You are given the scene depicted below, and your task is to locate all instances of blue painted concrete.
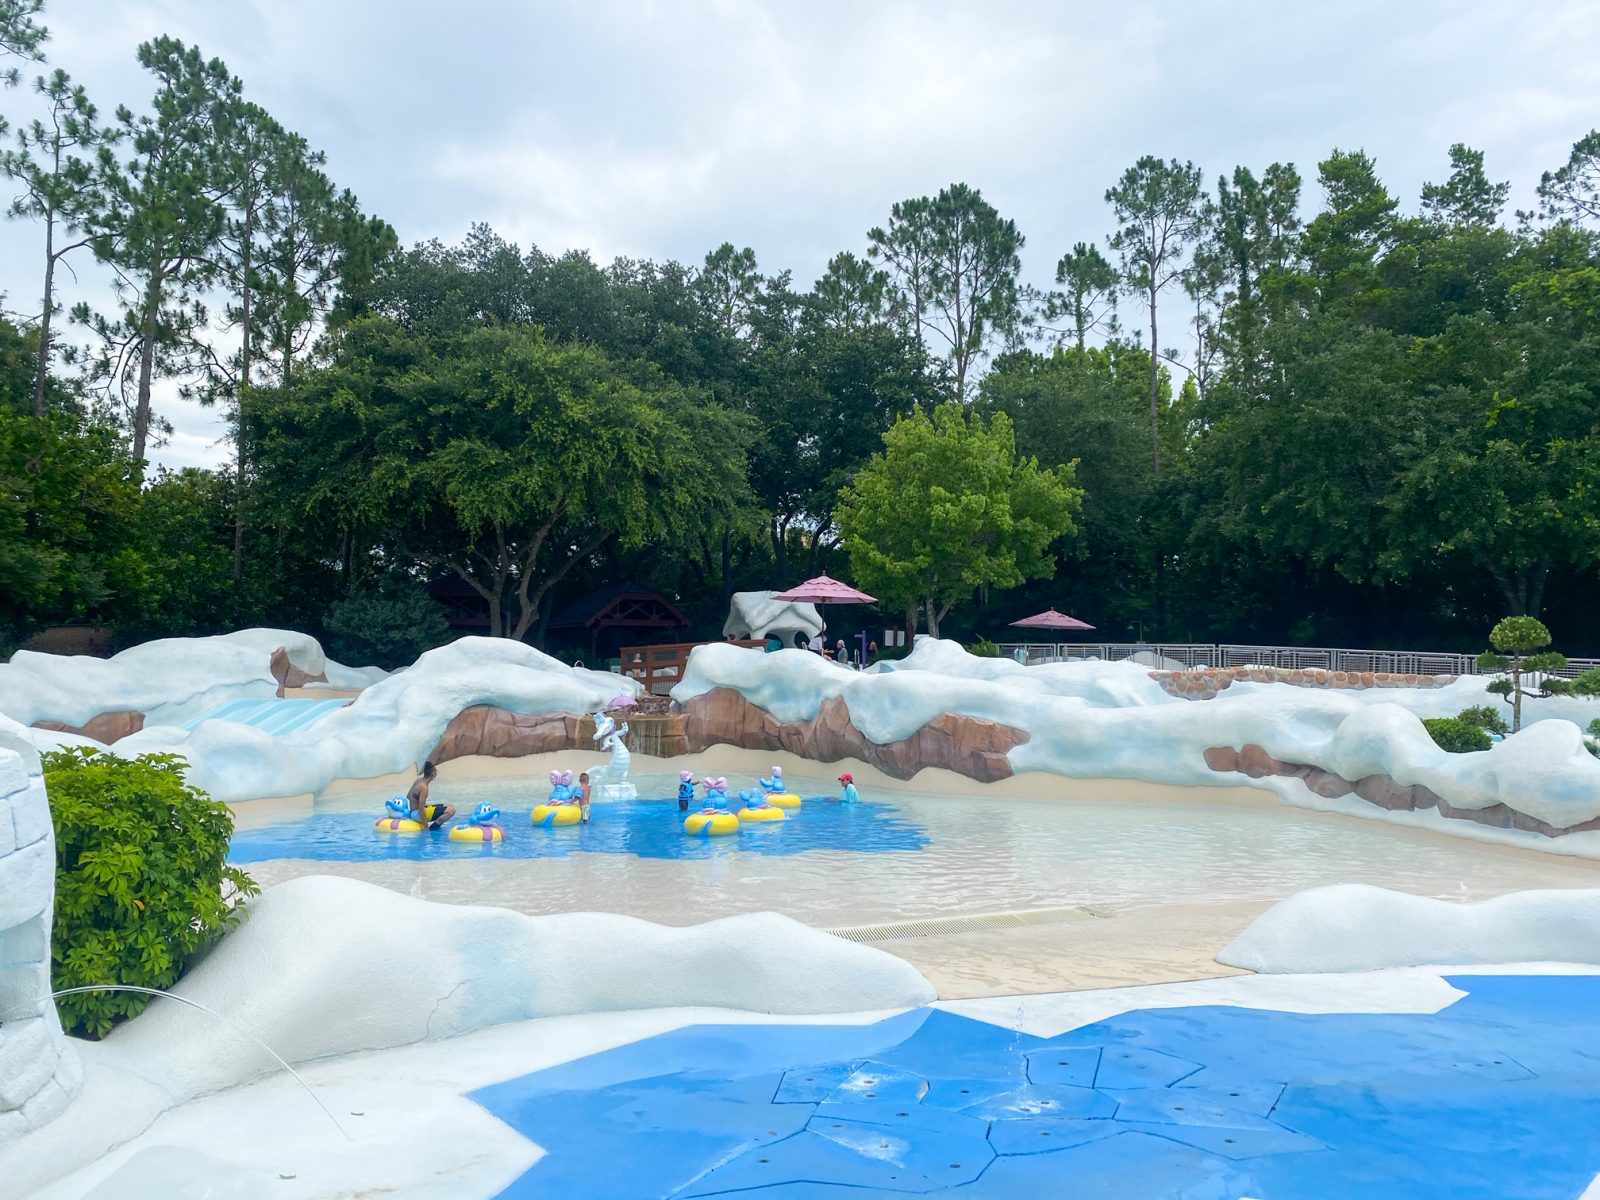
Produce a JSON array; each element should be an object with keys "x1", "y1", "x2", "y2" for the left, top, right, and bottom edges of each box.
[
  {"x1": 469, "y1": 976, "x2": 1600, "y2": 1199},
  {"x1": 228, "y1": 795, "x2": 929, "y2": 864},
  {"x1": 184, "y1": 697, "x2": 351, "y2": 734}
]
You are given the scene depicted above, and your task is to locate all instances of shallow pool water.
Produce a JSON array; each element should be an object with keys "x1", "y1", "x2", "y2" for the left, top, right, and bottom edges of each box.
[
  {"x1": 233, "y1": 771, "x2": 1600, "y2": 929},
  {"x1": 229, "y1": 792, "x2": 928, "y2": 863}
]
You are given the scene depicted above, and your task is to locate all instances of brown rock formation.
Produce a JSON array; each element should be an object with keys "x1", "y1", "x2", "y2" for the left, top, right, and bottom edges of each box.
[
  {"x1": 32, "y1": 711, "x2": 145, "y2": 744},
  {"x1": 677, "y1": 687, "x2": 1027, "y2": 782},
  {"x1": 429, "y1": 706, "x2": 582, "y2": 764},
  {"x1": 270, "y1": 646, "x2": 328, "y2": 697},
  {"x1": 1205, "y1": 742, "x2": 1600, "y2": 838}
]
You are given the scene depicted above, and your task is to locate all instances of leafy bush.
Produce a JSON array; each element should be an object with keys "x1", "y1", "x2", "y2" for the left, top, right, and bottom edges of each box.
[
  {"x1": 967, "y1": 636, "x2": 1002, "y2": 658},
  {"x1": 1422, "y1": 717, "x2": 1493, "y2": 754},
  {"x1": 323, "y1": 579, "x2": 450, "y2": 669},
  {"x1": 1590, "y1": 718, "x2": 1600, "y2": 739},
  {"x1": 43, "y1": 748, "x2": 258, "y2": 1038},
  {"x1": 1455, "y1": 705, "x2": 1509, "y2": 736}
]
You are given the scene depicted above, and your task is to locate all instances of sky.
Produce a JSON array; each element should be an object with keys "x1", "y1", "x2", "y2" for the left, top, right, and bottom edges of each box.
[{"x1": 2, "y1": 0, "x2": 1597, "y2": 471}]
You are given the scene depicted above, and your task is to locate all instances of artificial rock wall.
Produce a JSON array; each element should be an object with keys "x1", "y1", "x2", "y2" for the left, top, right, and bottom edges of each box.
[{"x1": 0, "y1": 736, "x2": 80, "y2": 1146}]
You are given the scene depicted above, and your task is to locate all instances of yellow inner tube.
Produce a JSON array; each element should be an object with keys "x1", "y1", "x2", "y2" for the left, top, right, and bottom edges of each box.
[
  {"x1": 374, "y1": 816, "x2": 426, "y2": 833},
  {"x1": 739, "y1": 804, "x2": 786, "y2": 822},
  {"x1": 684, "y1": 810, "x2": 739, "y2": 836},
  {"x1": 449, "y1": 823, "x2": 504, "y2": 843},
  {"x1": 766, "y1": 792, "x2": 803, "y2": 809},
  {"x1": 531, "y1": 803, "x2": 583, "y2": 827}
]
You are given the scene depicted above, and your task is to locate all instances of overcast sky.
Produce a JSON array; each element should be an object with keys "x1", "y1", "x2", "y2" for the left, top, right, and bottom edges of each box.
[{"x1": 3, "y1": 0, "x2": 1596, "y2": 471}]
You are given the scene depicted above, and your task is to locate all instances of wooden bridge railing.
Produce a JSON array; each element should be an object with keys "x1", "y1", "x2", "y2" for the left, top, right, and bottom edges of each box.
[{"x1": 619, "y1": 639, "x2": 763, "y2": 694}]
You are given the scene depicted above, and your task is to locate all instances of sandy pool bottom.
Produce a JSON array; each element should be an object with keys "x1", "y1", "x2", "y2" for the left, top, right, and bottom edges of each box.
[{"x1": 238, "y1": 758, "x2": 1600, "y2": 999}]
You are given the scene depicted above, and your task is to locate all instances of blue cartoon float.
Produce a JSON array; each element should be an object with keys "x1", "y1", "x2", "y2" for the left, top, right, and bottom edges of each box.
[{"x1": 450, "y1": 801, "x2": 505, "y2": 843}]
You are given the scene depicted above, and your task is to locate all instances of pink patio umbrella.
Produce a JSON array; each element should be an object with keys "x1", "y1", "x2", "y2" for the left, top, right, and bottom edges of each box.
[
  {"x1": 770, "y1": 574, "x2": 878, "y2": 662},
  {"x1": 1009, "y1": 608, "x2": 1095, "y2": 632},
  {"x1": 770, "y1": 574, "x2": 878, "y2": 605},
  {"x1": 1009, "y1": 608, "x2": 1095, "y2": 660}
]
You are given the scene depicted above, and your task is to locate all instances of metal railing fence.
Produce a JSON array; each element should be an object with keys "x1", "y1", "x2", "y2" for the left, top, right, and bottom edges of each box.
[{"x1": 996, "y1": 641, "x2": 1600, "y2": 680}]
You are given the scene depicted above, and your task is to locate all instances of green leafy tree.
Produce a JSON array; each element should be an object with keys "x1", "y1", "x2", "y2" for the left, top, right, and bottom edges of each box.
[
  {"x1": 696, "y1": 242, "x2": 764, "y2": 338},
  {"x1": 1538, "y1": 130, "x2": 1600, "y2": 225},
  {"x1": 1421, "y1": 143, "x2": 1509, "y2": 228},
  {"x1": 978, "y1": 344, "x2": 1159, "y2": 627},
  {"x1": 2, "y1": 68, "x2": 117, "y2": 415},
  {"x1": 44, "y1": 747, "x2": 257, "y2": 1038},
  {"x1": 839, "y1": 403, "x2": 1082, "y2": 638},
  {"x1": 1299, "y1": 149, "x2": 1398, "y2": 314},
  {"x1": 811, "y1": 251, "x2": 893, "y2": 330},
  {"x1": 252, "y1": 318, "x2": 753, "y2": 640},
  {"x1": 1036, "y1": 242, "x2": 1120, "y2": 350},
  {"x1": 323, "y1": 577, "x2": 449, "y2": 668},
  {"x1": 870, "y1": 182, "x2": 1024, "y2": 399},
  {"x1": 75, "y1": 37, "x2": 234, "y2": 467},
  {"x1": 0, "y1": 0, "x2": 46, "y2": 93},
  {"x1": 1477, "y1": 615, "x2": 1567, "y2": 733},
  {"x1": 0, "y1": 317, "x2": 146, "y2": 633},
  {"x1": 1105, "y1": 156, "x2": 1206, "y2": 474}
]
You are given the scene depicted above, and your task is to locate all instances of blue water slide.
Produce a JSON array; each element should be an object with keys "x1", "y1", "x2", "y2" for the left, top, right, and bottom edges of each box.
[{"x1": 184, "y1": 697, "x2": 350, "y2": 735}]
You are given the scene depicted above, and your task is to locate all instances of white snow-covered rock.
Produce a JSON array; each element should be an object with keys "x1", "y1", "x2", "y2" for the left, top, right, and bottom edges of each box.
[
  {"x1": 723, "y1": 590, "x2": 823, "y2": 643},
  {"x1": 1218, "y1": 884, "x2": 1600, "y2": 973},
  {"x1": 56, "y1": 637, "x2": 639, "y2": 803},
  {"x1": 675, "y1": 638, "x2": 1600, "y2": 837},
  {"x1": 0, "y1": 628, "x2": 386, "y2": 731},
  {"x1": 101, "y1": 875, "x2": 934, "y2": 1102}
]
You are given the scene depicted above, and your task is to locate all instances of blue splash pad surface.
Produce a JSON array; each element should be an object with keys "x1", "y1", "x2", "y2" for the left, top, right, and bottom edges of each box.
[
  {"x1": 228, "y1": 796, "x2": 929, "y2": 864},
  {"x1": 470, "y1": 975, "x2": 1600, "y2": 1199}
]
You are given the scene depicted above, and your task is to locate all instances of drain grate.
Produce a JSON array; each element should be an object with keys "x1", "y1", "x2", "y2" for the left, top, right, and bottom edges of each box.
[{"x1": 828, "y1": 906, "x2": 1101, "y2": 945}]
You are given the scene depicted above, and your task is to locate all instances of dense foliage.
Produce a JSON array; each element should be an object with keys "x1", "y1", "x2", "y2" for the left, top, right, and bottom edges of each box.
[
  {"x1": 42, "y1": 747, "x2": 257, "y2": 1038},
  {"x1": 1422, "y1": 717, "x2": 1494, "y2": 754},
  {"x1": 3, "y1": 0, "x2": 1599, "y2": 658}
]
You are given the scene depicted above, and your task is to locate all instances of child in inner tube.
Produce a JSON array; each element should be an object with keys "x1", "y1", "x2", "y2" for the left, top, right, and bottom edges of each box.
[{"x1": 408, "y1": 761, "x2": 455, "y2": 829}]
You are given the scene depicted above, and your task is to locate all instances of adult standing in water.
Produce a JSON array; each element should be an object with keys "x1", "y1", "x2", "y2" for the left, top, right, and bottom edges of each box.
[{"x1": 407, "y1": 761, "x2": 455, "y2": 829}]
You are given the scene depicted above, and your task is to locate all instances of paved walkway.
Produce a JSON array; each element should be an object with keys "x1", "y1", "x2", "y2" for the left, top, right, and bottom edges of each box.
[{"x1": 473, "y1": 975, "x2": 1600, "y2": 1199}]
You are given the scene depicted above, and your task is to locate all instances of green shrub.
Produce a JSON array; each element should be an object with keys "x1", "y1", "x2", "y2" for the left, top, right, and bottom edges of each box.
[
  {"x1": 323, "y1": 579, "x2": 450, "y2": 669},
  {"x1": 1589, "y1": 718, "x2": 1600, "y2": 739},
  {"x1": 43, "y1": 748, "x2": 258, "y2": 1038},
  {"x1": 1422, "y1": 716, "x2": 1493, "y2": 754},
  {"x1": 1456, "y1": 705, "x2": 1509, "y2": 736},
  {"x1": 967, "y1": 636, "x2": 1001, "y2": 658}
]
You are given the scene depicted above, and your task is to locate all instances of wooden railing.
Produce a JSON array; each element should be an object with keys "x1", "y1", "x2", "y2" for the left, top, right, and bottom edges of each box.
[{"x1": 619, "y1": 639, "x2": 763, "y2": 694}]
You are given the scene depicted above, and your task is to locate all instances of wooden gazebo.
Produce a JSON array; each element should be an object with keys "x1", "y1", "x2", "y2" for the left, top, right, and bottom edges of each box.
[{"x1": 547, "y1": 584, "x2": 692, "y2": 661}]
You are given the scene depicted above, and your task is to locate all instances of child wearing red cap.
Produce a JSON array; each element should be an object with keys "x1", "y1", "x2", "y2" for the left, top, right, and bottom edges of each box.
[{"x1": 837, "y1": 772, "x2": 860, "y2": 804}]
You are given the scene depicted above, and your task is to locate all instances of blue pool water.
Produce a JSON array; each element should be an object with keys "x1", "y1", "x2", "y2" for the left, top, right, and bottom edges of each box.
[
  {"x1": 471, "y1": 975, "x2": 1600, "y2": 1199},
  {"x1": 228, "y1": 795, "x2": 930, "y2": 865}
]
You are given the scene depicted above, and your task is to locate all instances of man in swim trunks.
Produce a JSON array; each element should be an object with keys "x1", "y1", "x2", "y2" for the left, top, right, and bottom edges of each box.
[{"x1": 408, "y1": 761, "x2": 455, "y2": 829}]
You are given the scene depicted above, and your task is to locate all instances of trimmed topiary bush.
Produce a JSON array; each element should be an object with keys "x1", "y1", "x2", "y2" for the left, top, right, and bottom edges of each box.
[
  {"x1": 1422, "y1": 717, "x2": 1493, "y2": 754},
  {"x1": 43, "y1": 748, "x2": 258, "y2": 1038},
  {"x1": 1456, "y1": 705, "x2": 1509, "y2": 736}
]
